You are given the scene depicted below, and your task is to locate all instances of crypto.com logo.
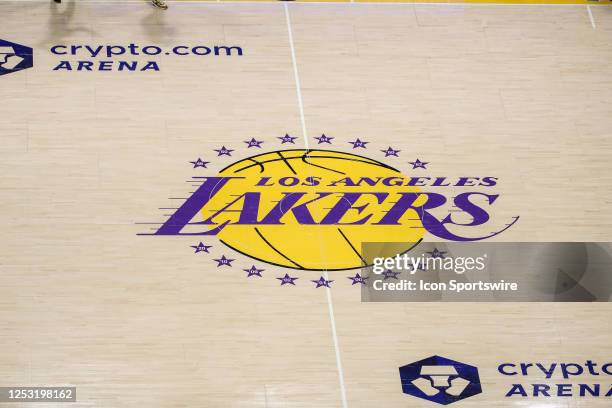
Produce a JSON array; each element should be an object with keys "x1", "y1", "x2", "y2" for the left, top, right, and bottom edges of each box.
[
  {"x1": 0, "y1": 39, "x2": 33, "y2": 76},
  {"x1": 399, "y1": 356, "x2": 482, "y2": 405}
]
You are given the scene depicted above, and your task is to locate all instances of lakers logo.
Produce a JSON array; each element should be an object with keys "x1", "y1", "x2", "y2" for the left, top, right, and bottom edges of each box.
[{"x1": 146, "y1": 147, "x2": 518, "y2": 271}]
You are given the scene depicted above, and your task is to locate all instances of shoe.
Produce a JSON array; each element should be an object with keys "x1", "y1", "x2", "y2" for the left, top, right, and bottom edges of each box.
[
  {"x1": 151, "y1": 0, "x2": 168, "y2": 9},
  {"x1": 54, "y1": 0, "x2": 61, "y2": 3}
]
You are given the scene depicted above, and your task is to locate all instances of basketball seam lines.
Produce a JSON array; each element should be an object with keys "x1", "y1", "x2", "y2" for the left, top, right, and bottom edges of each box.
[
  {"x1": 230, "y1": 155, "x2": 399, "y2": 174},
  {"x1": 301, "y1": 155, "x2": 347, "y2": 175},
  {"x1": 247, "y1": 158, "x2": 265, "y2": 172},
  {"x1": 218, "y1": 148, "x2": 395, "y2": 173},
  {"x1": 254, "y1": 227, "x2": 304, "y2": 268},
  {"x1": 336, "y1": 228, "x2": 368, "y2": 266},
  {"x1": 276, "y1": 151, "x2": 298, "y2": 174}
]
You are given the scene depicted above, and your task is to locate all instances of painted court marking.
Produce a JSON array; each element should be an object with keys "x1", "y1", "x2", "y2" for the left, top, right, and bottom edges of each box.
[
  {"x1": 587, "y1": 5, "x2": 596, "y2": 28},
  {"x1": 285, "y1": 4, "x2": 308, "y2": 150},
  {"x1": 284, "y1": 4, "x2": 349, "y2": 408}
]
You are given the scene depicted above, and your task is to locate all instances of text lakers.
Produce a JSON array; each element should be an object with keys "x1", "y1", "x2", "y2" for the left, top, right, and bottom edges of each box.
[{"x1": 155, "y1": 174, "x2": 518, "y2": 241}]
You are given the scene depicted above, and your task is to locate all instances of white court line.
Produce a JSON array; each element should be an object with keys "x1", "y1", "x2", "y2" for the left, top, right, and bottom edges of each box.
[
  {"x1": 284, "y1": 4, "x2": 349, "y2": 408},
  {"x1": 322, "y1": 269, "x2": 349, "y2": 408},
  {"x1": 587, "y1": 5, "x2": 596, "y2": 29},
  {"x1": 284, "y1": 3, "x2": 308, "y2": 148}
]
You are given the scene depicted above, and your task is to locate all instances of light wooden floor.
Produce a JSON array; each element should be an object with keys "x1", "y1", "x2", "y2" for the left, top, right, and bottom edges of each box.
[{"x1": 1, "y1": 1, "x2": 611, "y2": 407}]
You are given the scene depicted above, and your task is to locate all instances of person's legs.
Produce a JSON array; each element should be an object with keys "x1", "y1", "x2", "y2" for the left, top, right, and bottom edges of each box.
[{"x1": 151, "y1": 0, "x2": 168, "y2": 9}]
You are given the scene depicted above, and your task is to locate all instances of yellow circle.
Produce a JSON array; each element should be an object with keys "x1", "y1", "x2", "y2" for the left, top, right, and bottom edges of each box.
[{"x1": 202, "y1": 149, "x2": 425, "y2": 270}]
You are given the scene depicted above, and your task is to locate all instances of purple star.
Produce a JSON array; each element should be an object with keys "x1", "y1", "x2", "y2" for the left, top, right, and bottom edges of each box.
[
  {"x1": 213, "y1": 255, "x2": 235, "y2": 267},
  {"x1": 348, "y1": 273, "x2": 369, "y2": 285},
  {"x1": 349, "y1": 138, "x2": 368, "y2": 149},
  {"x1": 278, "y1": 134, "x2": 298, "y2": 144},
  {"x1": 190, "y1": 158, "x2": 210, "y2": 168},
  {"x1": 381, "y1": 147, "x2": 400, "y2": 157},
  {"x1": 382, "y1": 269, "x2": 401, "y2": 280},
  {"x1": 214, "y1": 146, "x2": 234, "y2": 156},
  {"x1": 427, "y1": 248, "x2": 447, "y2": 259},
  {"x1": 314, "y1": 134, "x2": 334, "y2": 144},
  {"x1": 191, "y1": 242, "x2": 212, "y2": 253},
  {"x1": 243, "y1": 265, "x2": 264, "y2": 277},
  {"x1": 311, "y1": 276, "x2": 334, "y2": 288},
  {"x1": 277, "y1": 273, "x2": 298, "y2": 286},
  {"x1": 244, "y1": 138, "x2": 263, "y2": 148},
  {"x1": 409, "y1": 159, "x2": 429, "y2": 169}
]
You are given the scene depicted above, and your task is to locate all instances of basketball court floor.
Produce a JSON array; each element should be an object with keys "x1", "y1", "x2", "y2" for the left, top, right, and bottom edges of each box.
[{"x1": 1, "y1": 0, "x2": 611, "y2": 407}]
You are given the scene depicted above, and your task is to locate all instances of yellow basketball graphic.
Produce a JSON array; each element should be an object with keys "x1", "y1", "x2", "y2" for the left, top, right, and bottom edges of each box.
[{"x1": 201, "y1": 149, "x2": 426, "y2": 270}]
